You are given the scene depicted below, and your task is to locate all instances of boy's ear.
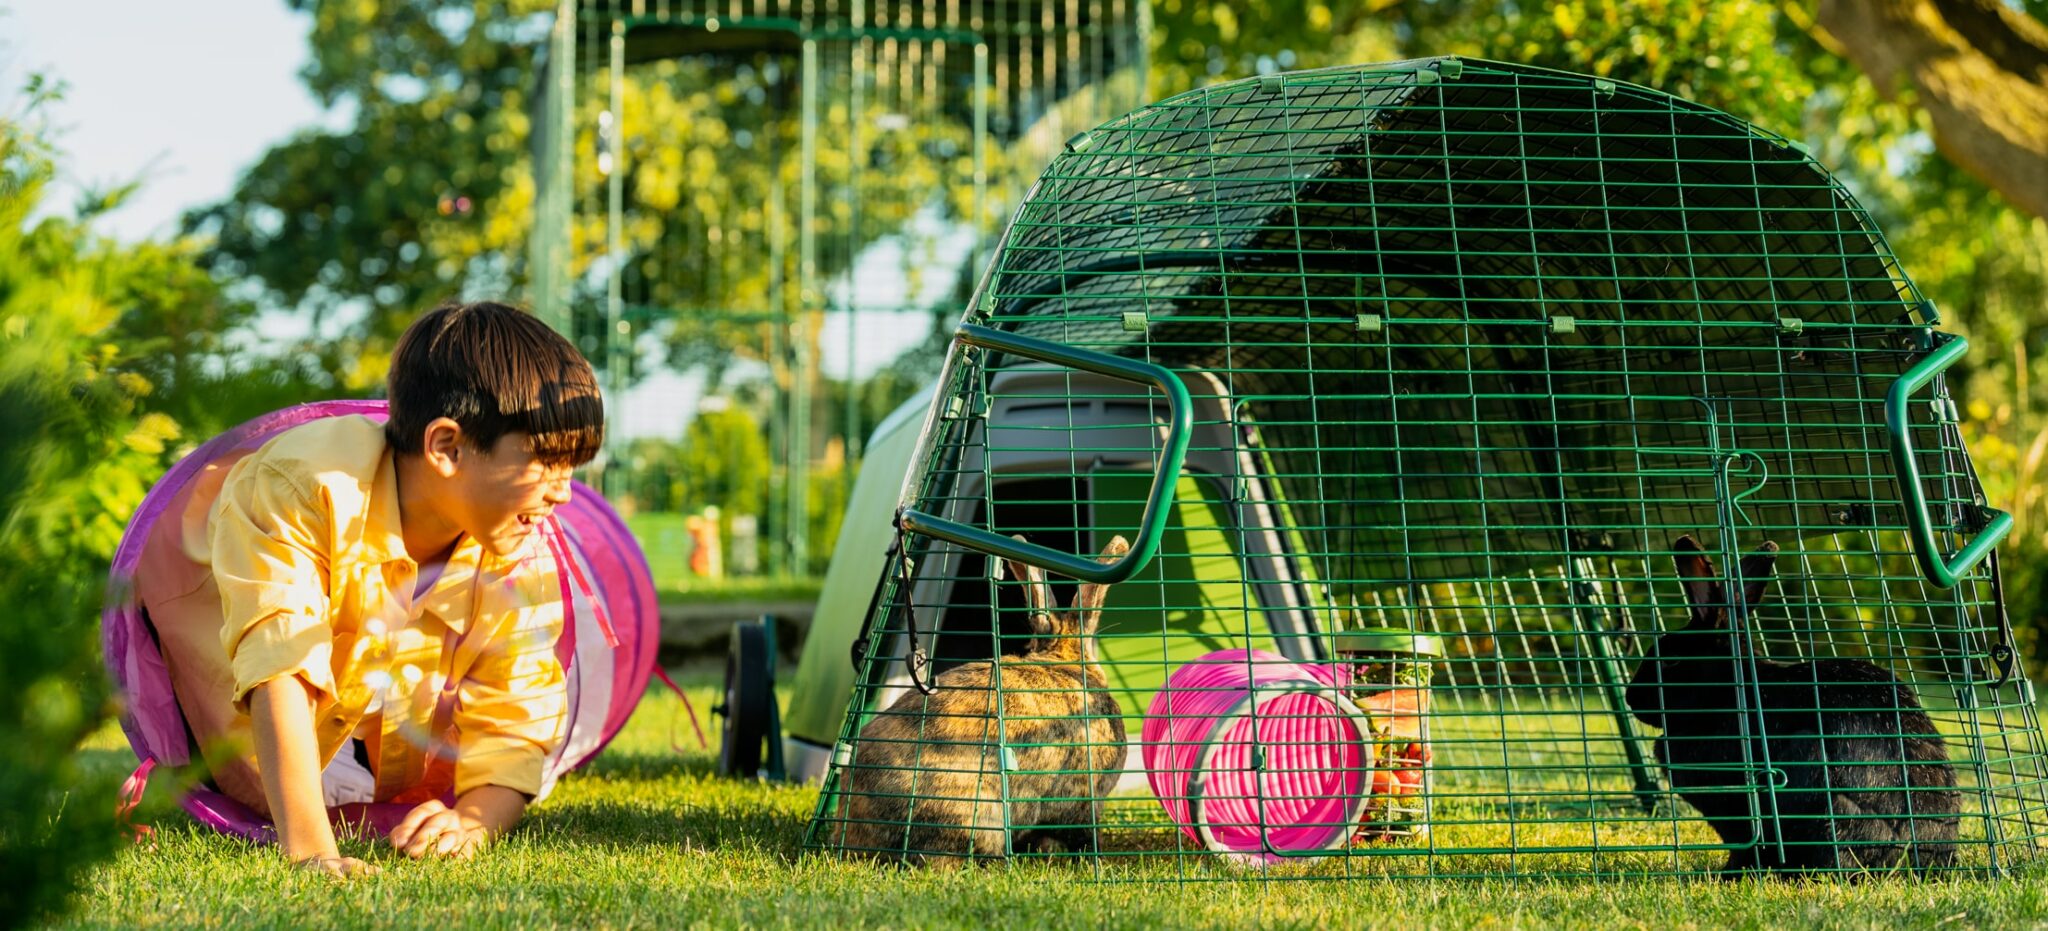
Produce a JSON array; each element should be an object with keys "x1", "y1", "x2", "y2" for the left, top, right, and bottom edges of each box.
[{"x1": 421, "y1": 417, "x2": 466, "y2": 477}]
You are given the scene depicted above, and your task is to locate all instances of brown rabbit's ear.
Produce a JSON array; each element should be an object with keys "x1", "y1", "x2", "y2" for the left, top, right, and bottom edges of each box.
[
  {"x1": 1072, "y1": 535, "x2": 1131, "y2": 635},
  {"x1": 1671, "y1": 535, "x2": 1723, "y2": 625},
  {"x1": 1004, "y1": 536, "x2": 1054, "y2": 631},
  {"x1": 1734, "y1": 541, "x2": 1779, "y2": 616}
]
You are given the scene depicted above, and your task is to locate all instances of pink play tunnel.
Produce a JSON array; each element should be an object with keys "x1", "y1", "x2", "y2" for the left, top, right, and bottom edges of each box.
[{"x1": 1142, "y1": 649, "x2": 1372, "y2": 866}]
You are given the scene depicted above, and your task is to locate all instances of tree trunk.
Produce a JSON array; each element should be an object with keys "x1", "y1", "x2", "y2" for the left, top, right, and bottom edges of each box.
[{"x1": 1817, "y1": 0, "x2": 2048, "y2": 220}]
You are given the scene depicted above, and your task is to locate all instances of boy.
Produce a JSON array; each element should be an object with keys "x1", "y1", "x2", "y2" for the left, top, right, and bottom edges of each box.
[{"x1": 140, "y1": 301, "x2": 602, "y2": 876}]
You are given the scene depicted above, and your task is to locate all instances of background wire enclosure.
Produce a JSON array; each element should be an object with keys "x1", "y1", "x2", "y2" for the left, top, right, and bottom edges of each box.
[{"x1": 803, "y1": 57, "x2": 2048, "y2": 879}]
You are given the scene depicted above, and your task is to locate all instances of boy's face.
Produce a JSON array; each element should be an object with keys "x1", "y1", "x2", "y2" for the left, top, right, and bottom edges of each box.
[{"x1": 451, "y1": 431, "x2": 576, "y2": 558}]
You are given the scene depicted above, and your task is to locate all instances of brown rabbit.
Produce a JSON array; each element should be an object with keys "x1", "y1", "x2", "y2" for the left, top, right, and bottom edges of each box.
[{"x1": 831, "y1": 536, "x2": 1130, "y2": 867}]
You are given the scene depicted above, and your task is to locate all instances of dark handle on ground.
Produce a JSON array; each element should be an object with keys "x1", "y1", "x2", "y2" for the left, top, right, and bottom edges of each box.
[
  {"x1": 897, "y1": 323, "x2": 1193, "y2": 584},
  {"x1": 1887, "y1": 334, "x2": 2013, "y2": 589}
]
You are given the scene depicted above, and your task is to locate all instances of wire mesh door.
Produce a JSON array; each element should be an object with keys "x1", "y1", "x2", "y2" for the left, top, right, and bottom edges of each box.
[{"x1": 804, "y1": 57, "x2": 2048, "y2": 879}]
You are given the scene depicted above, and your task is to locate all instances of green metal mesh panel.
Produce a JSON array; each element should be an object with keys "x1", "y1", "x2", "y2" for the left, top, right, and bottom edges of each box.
[
  {"x1": 550, "y1": 0, "x2": 1148, "y2": 563},
  {"x1": 803, "y1": 57, "x2": 2048, "y2": 880}
]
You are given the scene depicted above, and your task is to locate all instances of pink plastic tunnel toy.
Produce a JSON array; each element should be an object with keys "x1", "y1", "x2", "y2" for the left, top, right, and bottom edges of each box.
[{"x1": 1142, "y1": 649, "x2": 1374, "y2": 866}]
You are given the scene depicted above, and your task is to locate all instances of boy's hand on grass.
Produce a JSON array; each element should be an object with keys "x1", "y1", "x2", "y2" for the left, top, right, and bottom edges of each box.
[
  {"x1": 389, "y1": 800, "x2": 490, "y2": 859},
  {"x1": 390, "y1": 787, "x2": 526, "y2": 859}
]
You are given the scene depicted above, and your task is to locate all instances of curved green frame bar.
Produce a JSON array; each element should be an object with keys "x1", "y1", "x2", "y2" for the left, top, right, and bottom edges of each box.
[
  {"x1": 897, "y1": 323, "x2": 1194, "y2": 584},
  {"x1": 1886, "y1": 334, "x2": 2014, "y2": 589}
]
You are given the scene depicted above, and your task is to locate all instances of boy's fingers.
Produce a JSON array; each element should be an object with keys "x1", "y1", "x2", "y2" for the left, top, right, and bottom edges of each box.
[
  {"x1": 338, "y1": 857, "x2": 382, "y2": 878},
  {"x1": 389, "y1": 800, "x2": 449, "y2": 848},
  {"x1": 403, "y1": 814, "x2": 452, "y2": 858},
  {"x1": 299, "y1": 856, "x2": 380, "y2": 879},
  {"x1": 404, "y1": 811, "x2": 471, "y2": 859}
]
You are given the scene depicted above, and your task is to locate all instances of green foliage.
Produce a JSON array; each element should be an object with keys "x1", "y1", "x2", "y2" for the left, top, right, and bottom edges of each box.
[
  {"x1": 0, "y1": 381, "x2": 123, "y2": 930},
  {"x1": 812, "y1": 366, "x2": 930, "y2": 453},
  {"x1": 192, "y1": 2, "x2": 991, "y2": 399},
  {"x1": 1419, "y1": 0, "x2": 1813, "y2": 131},
  {"x1": 637, "y1": 400, "x2": 776, "y2": 571},
  {"x1": 1146, "y1": 0, "x2": 1400, "y2": 98},
  {"x1": 675, "y1": 402, "x2": 771, "y2": 525},
  {"x1": 618, "y1": 436, "x2": 685, "y2": 514},
  {"x1": 0, "y1": 72, "x2": 336, "y2": 923},
  {"x1": 0, "y1": 79, "x2": 163, "y2": 928},
  {"x1": 601, "y1": 52, "x2": 984, "y2": 379}
]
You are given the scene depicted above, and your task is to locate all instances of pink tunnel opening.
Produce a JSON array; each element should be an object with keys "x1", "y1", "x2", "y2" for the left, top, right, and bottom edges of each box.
[{"x1": 1141, "y1": 649, "x2": 1370, "y2": 866}]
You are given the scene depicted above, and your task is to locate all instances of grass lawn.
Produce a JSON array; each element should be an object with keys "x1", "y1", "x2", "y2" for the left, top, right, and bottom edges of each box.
[{"x1": 51, "y1": 669, "x2": 2048, "y2": 930}]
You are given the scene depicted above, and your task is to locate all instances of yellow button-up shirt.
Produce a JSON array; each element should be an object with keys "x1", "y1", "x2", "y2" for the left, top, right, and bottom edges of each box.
[{"x1": 201, "y1": 415, "x2": 566, "y2": 801}]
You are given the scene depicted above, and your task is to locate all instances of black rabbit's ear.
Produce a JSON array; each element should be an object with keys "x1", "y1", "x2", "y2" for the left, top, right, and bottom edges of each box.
[
  {"x1": 1671, "y1": 535, "x2": 1722, "y2": 622},
  {"x1": 1735, "y1": 541, "x2": 1779, "y2": 615}
]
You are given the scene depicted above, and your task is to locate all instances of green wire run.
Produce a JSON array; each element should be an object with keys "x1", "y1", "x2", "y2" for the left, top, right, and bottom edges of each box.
[{"x1": 790, "y1": 56, "x2": 2048, "y2": 881}]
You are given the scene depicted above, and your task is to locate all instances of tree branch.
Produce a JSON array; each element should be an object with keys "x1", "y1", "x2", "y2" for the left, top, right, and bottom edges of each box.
[
  {"x1": 1818, "y1": 0, "x2": 2048, "y2": 220},
  {"x1": 1928, "y1": 0, "x2": 2048, "y2": 83}
]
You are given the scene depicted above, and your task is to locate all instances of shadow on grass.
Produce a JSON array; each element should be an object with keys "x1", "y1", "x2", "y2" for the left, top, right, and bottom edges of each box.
[
  {"x1": 536, "y1": 749, "x2": 811, "y2": 856},
  {"x1": 573, "y1": 748, "x2": 721, "y2": 782},
  {"x1": 533, "y1": 794, "x2": 810, "y2": 858}
]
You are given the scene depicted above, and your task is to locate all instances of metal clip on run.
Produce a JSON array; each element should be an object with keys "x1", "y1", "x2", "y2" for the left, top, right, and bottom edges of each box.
[
  {"x1": 850, "y1": 518, "x2": 934, "y2": 695},
  {"x1": 898, "y1": 539, "x2": 936, "y2": 696}
]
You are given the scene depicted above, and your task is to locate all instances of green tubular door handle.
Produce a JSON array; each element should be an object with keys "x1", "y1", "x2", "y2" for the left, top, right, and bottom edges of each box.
[
  {"x1": 897, "y1": 323, "x2": 1193, "y2": 584},
  {"x1": 1886, "y1": 334, "x2": 2014, "y2": 589}
]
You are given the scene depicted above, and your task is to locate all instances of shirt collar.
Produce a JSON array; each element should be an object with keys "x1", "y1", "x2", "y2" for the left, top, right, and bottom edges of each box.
[
  {"x1": 418, "y1": 537, "x2": 483, "y2": 634},
  {"x1": 361, "y1": 450, "x2": 411, "y2": 567}
]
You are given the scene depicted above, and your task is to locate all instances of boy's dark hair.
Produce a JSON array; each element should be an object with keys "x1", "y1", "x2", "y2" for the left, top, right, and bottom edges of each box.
[{"x1": 385, "y1": 301, "x2": 604, "y2": 468}]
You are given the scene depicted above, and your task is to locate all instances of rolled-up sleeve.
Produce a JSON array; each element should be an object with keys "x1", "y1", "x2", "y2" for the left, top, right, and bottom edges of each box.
[
  {"x1": 211, "y1": 462, "x2": 336, "y2": 712},
  {"x1": 452, "y1": 580, "x2": 567, "y2": 798}
]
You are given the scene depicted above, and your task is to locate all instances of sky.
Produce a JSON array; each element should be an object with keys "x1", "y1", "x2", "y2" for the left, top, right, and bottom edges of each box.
[
  {"x1": 0, "y1": 1, "x2": 340, "y2": 243},
  {"x1": 0, "y1": 1, "x2": 941, "y2": 441}
]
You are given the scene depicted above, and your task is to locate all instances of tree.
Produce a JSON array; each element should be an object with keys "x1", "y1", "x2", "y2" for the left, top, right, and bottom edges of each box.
[
  {"x1": 1145, "y1": 0, "x2": 1402, "y2": 98},
  {"x1": 192, "y1": 2, "x2": 993, "y2": 396},
  {"x1": 184, "y1": 0, "x2": 554, "y2": 391},
  {"x1": 1815, "y1": 0, "x2": 2048, "y2": 221}
]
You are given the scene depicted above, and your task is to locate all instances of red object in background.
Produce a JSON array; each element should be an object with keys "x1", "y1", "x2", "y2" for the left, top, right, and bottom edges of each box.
[
  {"x1": 685, "y1": 513, "x2": 722, "y2": 578},
  {"x1": 1368, "y1": 742, "x2": 1430, "y2": 798}
]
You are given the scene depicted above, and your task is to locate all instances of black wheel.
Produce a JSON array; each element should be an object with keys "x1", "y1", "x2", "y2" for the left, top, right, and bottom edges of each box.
[{"x1": 715, "y1": 619, "x2": 773, "y2": 778}]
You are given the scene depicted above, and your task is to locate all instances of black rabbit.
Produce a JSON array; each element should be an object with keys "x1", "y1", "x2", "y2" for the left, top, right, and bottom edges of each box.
[{"x1": 1625, "y1": 535, "x2": 1960, "y2": 876}]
